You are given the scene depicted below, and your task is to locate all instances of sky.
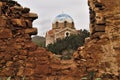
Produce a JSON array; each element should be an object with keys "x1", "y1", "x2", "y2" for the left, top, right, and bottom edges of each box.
[{"x1": 17, "y1": 0, "x2": 90, "y2": 36}]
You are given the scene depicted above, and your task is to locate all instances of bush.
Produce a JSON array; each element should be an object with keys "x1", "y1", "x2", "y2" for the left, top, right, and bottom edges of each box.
[{"x1": 47, "y1": 29, "x2": 90, "y2": 56}]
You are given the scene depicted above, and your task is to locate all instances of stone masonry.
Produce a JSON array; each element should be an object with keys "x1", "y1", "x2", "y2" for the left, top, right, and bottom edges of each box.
[
  {"x1": 0, "y1": 0, "x2": 81, "y2": 80},
  {"x1": 0, "y1": 0, "x2": 59, "y2": 80},
  {"x1": 73, "y1": 0, "x2": 120, "y2": 80}
]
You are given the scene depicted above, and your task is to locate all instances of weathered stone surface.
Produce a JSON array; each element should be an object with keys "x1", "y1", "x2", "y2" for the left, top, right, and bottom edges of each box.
[
  {"x1": 95, "y1": 25, "x2": 105, "y2": 32},
  {"x1": 73, "y1": 0, "x2": 120, "y2": 80},
  {"x1": 25, "y1": 28, "x2": 37, "y2": 35},
  {"x1": 0, "y1": 2, "x2": 3, "y2": 6},
  {"x1": 11, "y1": 19, "x2": 26, "y2": 27},
  {"x1": 89, "y1": 0, "x2": 106, "y2": 38},
  {"x1": 0, "y1": 17, "x2": 6, "y2": 27},
  {"x1": 23, "y1": 13, "x2": 38, "y2": 21},
  {"x1": 22, "y1": 7, "x2": 30, "y2": 13},
  {"x1": 0, "y1": 29, "x2": 12, "y2": 38}
]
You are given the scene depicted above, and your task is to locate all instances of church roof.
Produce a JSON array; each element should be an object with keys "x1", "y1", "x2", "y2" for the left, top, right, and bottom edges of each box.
[{"x1": 53, "y1": 13, "x2": 73, "y2": 23}]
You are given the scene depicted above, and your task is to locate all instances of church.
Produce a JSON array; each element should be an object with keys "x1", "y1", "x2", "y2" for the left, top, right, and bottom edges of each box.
[{"x1": 45, "y1": 13, "x2": 78, "y2": 46}]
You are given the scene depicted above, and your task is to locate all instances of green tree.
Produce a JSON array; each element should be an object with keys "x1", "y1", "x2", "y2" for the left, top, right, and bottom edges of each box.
[{"x1": 47, "y1": 29, "x2": 90, "y2": 55}]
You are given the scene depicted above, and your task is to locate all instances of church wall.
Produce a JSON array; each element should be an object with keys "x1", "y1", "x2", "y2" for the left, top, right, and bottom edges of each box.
[
  {"x1": 58, "y1": 23, "x2": 64, "y2": 29},
  {"x1": 52, "y1": 22, "x2": 74, "y2": 29},
  {"x1": 55, "y1": 29, "x2": 78, "y2": 41},
  {"x1": 46, "y1": 35, "x2": 54, "y2": 46},
  {"x1": 66, "y1": 23, "x2": 74, "y2": 29},
  {"x1": 52, "y1": 23, "x2": 56, "y2": 29}
]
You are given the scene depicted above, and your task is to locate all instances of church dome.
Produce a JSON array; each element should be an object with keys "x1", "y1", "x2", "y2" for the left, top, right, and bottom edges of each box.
[{"x1": 53, "y1": 13, "x2": 74, "y2": 23}]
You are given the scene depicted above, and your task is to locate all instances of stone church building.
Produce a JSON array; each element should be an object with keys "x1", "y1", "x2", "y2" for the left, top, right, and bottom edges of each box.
[{"x1": 45, "y1": 13, "x2": 78, "y2": 46}]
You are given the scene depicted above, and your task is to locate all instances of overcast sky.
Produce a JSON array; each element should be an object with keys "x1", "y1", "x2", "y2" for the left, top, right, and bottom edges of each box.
[{"x1": 17, "y1": 0, "x2": 90, "y2": 36}]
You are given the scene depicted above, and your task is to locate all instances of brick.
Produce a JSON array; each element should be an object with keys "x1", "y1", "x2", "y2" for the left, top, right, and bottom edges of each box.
[
  {"x1": 11, "y1": 19, "x2": 26, "y2": 27},
  {"x1": 0, "y1": 2, "x2": 3, "y2": 7},
  {"x1": 25, "y1": 28, "x2": 37, "y2": 35},
  {"x1": 23, "y1": 13, "x2": 38, "y2": 21},
  {"x1": 95, "y1": 25, "x2": 105, "y2": 32},
  {"x1": 0, "y1": 29, "x2": 12, "y2": 38},
  {"x1": 0, "y1": 17, "x2": 6, "y2": 27},
  {"x1": 25, "y1": 20, "x2": 32, "y2": 28}
]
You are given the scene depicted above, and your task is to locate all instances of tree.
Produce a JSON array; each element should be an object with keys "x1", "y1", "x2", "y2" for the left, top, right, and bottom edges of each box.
[{"x1": 47, "y1": 29, "x2": 90, "y2": 56}]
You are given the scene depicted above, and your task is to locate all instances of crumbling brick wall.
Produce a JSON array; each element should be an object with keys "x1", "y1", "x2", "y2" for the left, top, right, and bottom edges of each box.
[
  {"x1": 0, "y1": 1, "x2": 81, "y2": 80},
  {"x1": 74, "y1": 0, "x2": 120, "y2": 79},
  {"x1": 0, "y1": 0, "x2": 60, "y2": 80},
  {"x1": 89, "y1": 0, "x2": 106, "y2": 39}
]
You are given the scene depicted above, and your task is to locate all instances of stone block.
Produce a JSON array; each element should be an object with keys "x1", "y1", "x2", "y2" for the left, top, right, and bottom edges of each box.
[
  {"x1": 0, "y1": 2, "x2": 3, "y2": 7},
  {"x1": 0, "y1": 2, "x2": 2, "y2": 15},
  {"x1": 17, "y1": 67, "x2": 24, "y2": 76},
  {"x1": 4, "y1": 54, "x2": 13, "y2": 61},
  {"x1": 35, "y1": 64, "x2": 50, "y2": 75},
  {"x1": 0, "y1": 29, "x2": 12, "y2": 38},
  {"x1": 3, "y1": 67, "x2": 14, "y2": 76},
  {"x1": 25, "y1": 20, "x2": 32, "y2": 28},
  {"x1": 23, "y1": 13, "x2": 38, "y2": 21},
  {"x1": 0, "y1": 53, "x2": 5, "y2": 60},
  {"x1": 25, "y1": 28, "x2": 37, "y2": 35},
  {"x1": 95, "y1": 13, "x2": 105, "y2": 25},
  {"x1": 13, "y1": 43, "x2": 22, "y2": 49},
  {"x1": 89, "y1": 24, "x2": 95, "y2": 34},
  {"x1": 6, "y1": 61, "x2": 13, "y2": 67},
  {"x1": 91, "y1": 32, "x2": 105, "y2": 39},
  {"x1": 24, "y1": 42, "x2": 38, "y2": 51},
  {"x1": 28, "y1": 13, "x2": 38, "y2": 18},
  {"x1": 26, "y1": 62, "x2": 36, "y2": 68},
  {"x1": 85, "y1": 37, "x2": 91, "y2": 43},
  {"x1": 0, "y1": 17, "x2": 6, "y2": 27},
  {"x1": 22, "y1": 7, "x2": 30, "y2": 13},
  {"x1": 19, "y1": 50, "x2": 28, "y2": 56},
  {"x1": 95, "y1": 25, "x2": 105, "y2": 32},
  {"x1": 11, "y1": 19, "x2": 26, "y2": 27},
  {"x1": 0, "y1": 7, "x2": 2, "y2": 15},
  {"x1": 18, "y1": 55, "x2": 27, "y2": 60},
  {"x1": 25, "y1": 68, "x2": 34, "y2": 76},
  {"x1": 13, "y1": 5, "x2": 23, "y2": 10}
]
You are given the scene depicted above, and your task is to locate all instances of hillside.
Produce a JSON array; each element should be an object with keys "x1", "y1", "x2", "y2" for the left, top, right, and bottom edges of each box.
[{"x1": 32, "y1": 36, "x2": 45, "y2": 47}]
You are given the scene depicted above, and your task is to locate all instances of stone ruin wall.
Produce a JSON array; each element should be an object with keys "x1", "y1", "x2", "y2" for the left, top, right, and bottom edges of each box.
[
  {"x1": 0, "y1": 0, "x2": 82, "y2": 80},
  {"x1": 73, "y1": 0, "x2": 120, "y2": 79},
  {"x1": 0, "y1": 0, "x2": 60, "y2": 80},
  {"x1": 89, "y1": 0, "x2": 120, "y2": 76},
  {"x1": 89, "y1": 0, "x2": 106, "y2": 39},
  {"x1": 0, "y1": 0, "x2": 120, "y2": 80}
]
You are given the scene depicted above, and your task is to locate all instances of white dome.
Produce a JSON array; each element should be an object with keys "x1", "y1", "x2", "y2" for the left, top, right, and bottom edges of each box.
[{"x1": 53, "y1": 14, "x2": 73, "y2": 23}]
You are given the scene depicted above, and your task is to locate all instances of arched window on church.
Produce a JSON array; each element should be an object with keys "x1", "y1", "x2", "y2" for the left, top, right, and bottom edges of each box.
[
  {"x1": 65, "y1": 31, "x2": 70, "y2": 37},
  {"x1": 64, "y1": 21, "x2": 67, "y2": 27},
  {"x1": 56, "y1": 22, "x2": 58, "y2": 28},
  {"x1": 72, "y1": 22, "x2": 74, "y2": 28},
  {"x1": 66, "y1": 32, "x2": 69, "y2": 37}
]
